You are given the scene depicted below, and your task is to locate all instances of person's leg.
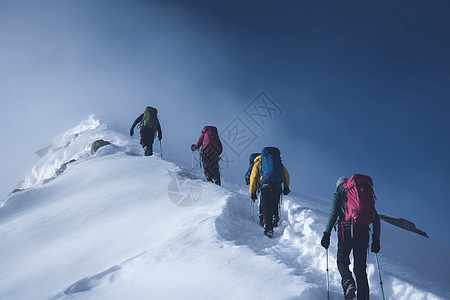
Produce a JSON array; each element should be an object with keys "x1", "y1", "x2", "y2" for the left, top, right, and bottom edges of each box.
[
  {"x1": 263, "y1": 188, "x2": 280, "y2": 233},
  {"x1": 273, "y1": 196, "x2": 280, "y2": 227},
  {"x1": 140, "y1": 127, "x2": 155, "y2": 156},
  {"x1": 353, "y1": 226, "x2": 370, "y2": 300},
  {"x1": 337, "y1": 224, "x2": 356, "y2": 296},
  {"x1": 258, "y1": 195, "x2": 264, "y2": 226},
  {"x1": 202, "y1": 148, "x2": 221, "y2": 185},
  {"x1": 205, "y1": 149, "x2": 220, "y2": 185},
  {"x1": 145, "y1": 142, "x2": 153, "y2": 156},
  {"x1": 211, "y1": 159, "x2": 221, "y2": 185},
  {"x1": 201, "y1": 154, "x2": 213, "y2": 182},
  {"x1": 260, "y1": 189, "x2": 273, "y2": 232},
  {"x1": 139, "y1": 128, "x2": 146, "y2": 148}
]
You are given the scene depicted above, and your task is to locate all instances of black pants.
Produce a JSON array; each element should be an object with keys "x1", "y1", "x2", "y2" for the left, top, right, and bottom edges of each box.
[
  {"x1": 260, "y1": 187, "x2": 281, "y2": 231},
  {"x1": 140, "y1": 127, "x2": 156, "y2": 156},
  {"x1": 259, "y1": 193, "x2": 279, "y2": 226},
  {"x1": 201, "y1": 148, "x2": 221, "y2": 185},
  {"x1": 337, "y1": 223, "x2": 370, "y2": 300}
]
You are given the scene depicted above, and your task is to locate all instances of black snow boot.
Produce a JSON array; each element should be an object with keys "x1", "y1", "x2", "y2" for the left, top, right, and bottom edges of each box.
[
  {"x1": 272, "y1": 215, "x2": 279, "y2": 227},
  {"x1": 344, "y1": 280, "x2": 356, "y2": 299},
  {"x1": 264, "y1": 229, "x2": 273, "y2": 238},
  {"x1": 259, "y1": 215, "x2": 264, "y2": 227},
  {"x1": 264, "y1": 224, "x2": 273, "y2": 238}
]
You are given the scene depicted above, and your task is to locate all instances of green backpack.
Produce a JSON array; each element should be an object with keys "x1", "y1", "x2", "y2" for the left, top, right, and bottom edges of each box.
[{"x1": 142, "y1": 106, "x2": 158, "y2": 128}]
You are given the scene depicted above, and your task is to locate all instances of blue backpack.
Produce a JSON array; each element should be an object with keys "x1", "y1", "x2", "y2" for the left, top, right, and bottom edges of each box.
[
  {"x1": 261, "y1": 147, "x2": 283, "y2": 188},
  {"x1": 245, "y1": 153, "x2": 260, "y2": 185}
]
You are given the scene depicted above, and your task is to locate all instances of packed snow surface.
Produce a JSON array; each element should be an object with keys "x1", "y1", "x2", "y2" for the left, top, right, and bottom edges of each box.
[{"x1": 1, "y1": 116, "x2": 449, "y2": 299}]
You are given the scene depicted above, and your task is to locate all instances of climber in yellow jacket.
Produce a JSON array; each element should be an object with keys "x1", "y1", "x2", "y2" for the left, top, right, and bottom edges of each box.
[{"x1": 249, "y1": 147, "x2": 290, "y2": 237}]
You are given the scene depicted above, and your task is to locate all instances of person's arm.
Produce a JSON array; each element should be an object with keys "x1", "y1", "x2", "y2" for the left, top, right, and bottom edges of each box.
[
  {"x1": 249, "y1": 158, "x2": 261, "y2": 195},
  {"x1": 324, "y1": 191, "x2": 341, "y2": 234},
  {"x1": 245, "y1": 168, "x2": 251, "y2": 185},
  {"x1": 157, "y1": 120, "x2": 162, "y2": 140},
  {"x1": 191, "y1": 133, "x2": 204, "y2": 151},
  {"x1": 370, "y1": 212, "x2": 381, "y2": 253},
  {"x1": 321, "y1": 189, "x2": 343, "y2": 249},
  {"x1": 372, "y1": 212, "x2": 381, "y2": 241},
  {"x1": 283, "y1": 165, "x2": 290, "y2": 186},
  {"x1": 282, "y1": 164, "x2": 290, "y2": 195},
  {"x1": 130, "y1": 113, "x2": 144, "y2": 135},
  {"x1": 217, "y1": 137, "x2": 223, "y2": 155}
]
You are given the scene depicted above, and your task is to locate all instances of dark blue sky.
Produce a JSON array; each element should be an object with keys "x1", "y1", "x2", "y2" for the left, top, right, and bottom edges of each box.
[
  {"x1": 164, "y1": 0, "x2": 450, "y2": 243},
  {"x1": 1, "y1": 0, "x2": 449, "y2": 246}
]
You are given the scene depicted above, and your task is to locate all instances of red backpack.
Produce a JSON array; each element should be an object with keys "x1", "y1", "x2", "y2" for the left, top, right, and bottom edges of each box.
[
  {"x1": 343, "y1": 174, "x2": 377, "y2": 226},
  {"x1": 202, "y1": 126, "x2": 223, "y2": 154}
]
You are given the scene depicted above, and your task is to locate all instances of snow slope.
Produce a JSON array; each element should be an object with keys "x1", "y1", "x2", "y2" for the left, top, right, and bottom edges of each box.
[{"x1": 1, "y1": 116, "x2": 449, "y2": 300}]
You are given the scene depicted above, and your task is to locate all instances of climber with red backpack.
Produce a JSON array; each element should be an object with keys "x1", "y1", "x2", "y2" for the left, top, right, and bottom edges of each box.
[
  {"x1": 190, "y1": 126, "x2": 223, "y2": 186},
  {"x1": 130, "y1": 106, "x2": 162, "y2": 156},
  {"x1": 321, "y1": 175, "x2": 381, "y2": 300}
]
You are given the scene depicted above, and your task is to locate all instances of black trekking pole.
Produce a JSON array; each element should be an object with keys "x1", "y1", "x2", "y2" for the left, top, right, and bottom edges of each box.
[
  {"x1": 159, "y1": 140, "x2": 163, "y2": 158},
  {"x1": 375, "y1": 253, "x2": 386, "y2": 300},
  {"x1": 326, "y1": 248, "x2": 330, "y2": 300}
]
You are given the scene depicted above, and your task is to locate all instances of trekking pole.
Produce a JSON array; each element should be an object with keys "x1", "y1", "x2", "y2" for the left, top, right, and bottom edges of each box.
[
  {"x1": 279, "y1": 201, "x2": 282, "y2": 221},
  {"x1": 279, "y1": 193, "x2": 283, "y2": 220},
  {"x1": 219, "y1": 157, "x2": 224, "y2": 187},
  {"x1": 375, "y1": 253, "x2": 386, "y2": 300},
  {"x1": 191, "y1": 151, "x2": 195, "y2": 176},
  {"x1": 159, "y1": 140, "x2": 163, "y2": 158},
  {"x1": 252, "y1": 200, "x2": 255, "y2": 218},
  {"x1": 326, "y1": 248, "x2": 330, "y2": 300},
  {"x1": 131, "y1": 136, "x2": 136, "y2": 155}
]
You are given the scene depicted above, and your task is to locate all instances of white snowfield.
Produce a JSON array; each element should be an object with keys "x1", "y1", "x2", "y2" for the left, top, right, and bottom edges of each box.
[{"x1": 1, "y1": 116, "x2": 449, "y2": 300}]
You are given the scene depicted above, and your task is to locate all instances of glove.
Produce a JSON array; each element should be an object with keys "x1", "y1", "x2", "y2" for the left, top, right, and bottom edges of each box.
[
  {"x1": 283, "y1": 186, "x2": 290, "y2": 195},
  {"x1": 158, "y1": 135, "x2": 162, "y2": 141},
  {"x1": 321, "y1": 232, "x2": 331, "y2": 249},
  {"x1": 251, "y1": 193, "x2": 257, "y2": 201},
  {"x1": 371, "y1": 240, "x2": 380, "y2": 253},
  {"x1": 190, "y1": 144, "x2": 196, "y2": 151},
  {"x1": 130, "y1": 129, "x2": 134, "y2": 136}
]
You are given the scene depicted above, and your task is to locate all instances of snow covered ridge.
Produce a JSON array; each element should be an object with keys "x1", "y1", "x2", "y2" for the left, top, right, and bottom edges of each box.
[
  {"x1": 19, "y1": 115, "x2": 133, "y2": 191},
  {"x1": 0, "y1": 117, "x2": 449, "y2": 299}
]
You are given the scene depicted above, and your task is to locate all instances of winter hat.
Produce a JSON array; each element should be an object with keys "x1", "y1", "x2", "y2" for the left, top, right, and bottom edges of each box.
[{"x1": 336, "y1": 176, "x2": 348, "y2": 188}]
